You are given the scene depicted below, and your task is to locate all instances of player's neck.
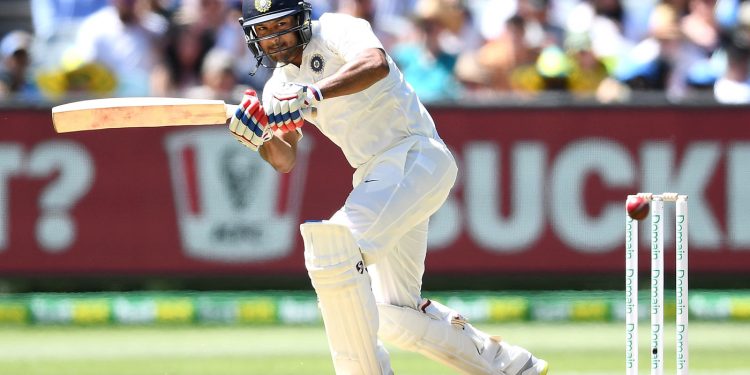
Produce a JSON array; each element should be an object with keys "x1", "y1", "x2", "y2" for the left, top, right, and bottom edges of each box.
[{"x1": 289, "y1": 48, "x2": 303, "y2": 67}]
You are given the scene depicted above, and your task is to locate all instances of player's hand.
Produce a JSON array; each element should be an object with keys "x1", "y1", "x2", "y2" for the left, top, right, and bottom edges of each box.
[
  {"x1": 266, "y1": 83, "x2": 322, "y2": 133},
  {"x1": 228, "y1": 89, "x2": 273, "y2": 151}
]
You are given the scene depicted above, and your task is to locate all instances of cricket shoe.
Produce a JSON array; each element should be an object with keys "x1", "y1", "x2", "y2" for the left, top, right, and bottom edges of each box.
[
  {"x1": 526, "y1": 357, "x2": 548, "y2": 375},
  {"x1": 483, "y1": 336, "x2": 549, "y2": 375}
]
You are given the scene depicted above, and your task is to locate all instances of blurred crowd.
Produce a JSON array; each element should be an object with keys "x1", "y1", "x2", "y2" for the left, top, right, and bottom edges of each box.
[{"x1": 2, "y1": 0, "x2": 750, "y2": 105}]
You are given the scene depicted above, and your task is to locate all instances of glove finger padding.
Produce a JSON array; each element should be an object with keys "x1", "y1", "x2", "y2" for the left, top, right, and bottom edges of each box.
[
  {"x1": 267, "y1": 99, "x2": 286, "y2": 133},
  {"x1": 288, "y1": 98, "x2": 304, "y2": 130},
  {"x1": 272, "y1": 98, "x2": 292, "y2": 133},
  {"x1": 268, "y1": 83, "x2": 321, "y2": 133},
  {"x1": 229, "y1": 89, "x2": 272, "y2": 151}
]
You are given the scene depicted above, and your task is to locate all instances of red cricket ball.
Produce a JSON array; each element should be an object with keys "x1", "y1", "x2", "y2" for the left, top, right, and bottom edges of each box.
[{"x1": 626, "y1": 196, "x2": 650, "y2": 221}]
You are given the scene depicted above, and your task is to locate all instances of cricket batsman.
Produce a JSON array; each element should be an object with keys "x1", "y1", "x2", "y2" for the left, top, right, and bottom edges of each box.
[{"x1": 228, "y1": 1, "x2": 549, "y2": 374}]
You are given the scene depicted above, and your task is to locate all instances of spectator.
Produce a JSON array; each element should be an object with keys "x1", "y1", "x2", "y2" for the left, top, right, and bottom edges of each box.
[
  {"x1": 29, "y1": 0, "x2": 109, "y2": 76},
  {"x1": 0, "y1": 31, "x2": 40, "y2": 100},
  {"x1": 453, "y1": 50, "x2": 494, "y2": 98},
  {"x1": 567, "y1": 0, "x2": 632, "y2": 71},
  {"x1": 715, "y1": 0, "x2": 742, "y2": 31},
  {"x1": 308, "y1": 0, "x2": 335, "y2": 19},
  {"x1": 370, "y1": 0, "x2": 419, "y2": 30},
  {"x1": 337, "y1": 0, "x2": 376, "y2": 21},
  {"x1": 154, "y1": 23, "x2": 213, "y2": 96},
  {"x1": 613, "y1": 3, "x2": 681, "y2": 91},
  {"x1": 475, "y1": 15, "x2": 539, "y2": 91},
  {"x1": 30, "y1": 0, "x2": 108, "y2": 42},
  {"x1": 673, "y1": 0, "x2": 721, "y2": 98},
  {"x1": 184, "y1": 47, "x2": 246, "y2": 101},
  {"x1": 338, "y1": 0, "x2": 412, "y2": 51},
  {"x1": 714, "y1": 4, "x2": 750, "y2": 103},
  {"x1": 391, "y1": 0, "x2": 463, "y2": 102},
  {"x1": 36, "y1": 60, "x2": 118, "y2": 99},
  {"x1": 214, "y1": 1, "x2": 245, "y2": 58},
  {"x1": 517, "y1": 0, "x2": 557, "y2": 48},
  {"x1": 19, "y1": 0, "x2": 739, "y2": 103},
  {"x1": 664, "y1": 0, "x2": 691, "y2": 16},
  {"x1": 73, "y1": 0, "x2": 168, "y2": 96},
  {"x1": 432, "y1": 0, "x2": 484, "y2": 54},
  {"x1": 621, "y1": 0, "x2": 659, "y2": 43},
  {"x1": 173, "y1": 0, "x2": 228, "y2": 34},
  {"x1": 564, "y1": 33, "x2": 611, "y2": 96},
  {"x1": 520, "y1": 44, "x2": 572, "y2": 92},
  {"x1": 465, "y1": 0, "x2": 518, "y2": 41}
]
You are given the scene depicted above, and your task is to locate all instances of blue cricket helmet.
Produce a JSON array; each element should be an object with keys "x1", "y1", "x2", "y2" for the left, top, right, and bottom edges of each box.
[{"x1": 239, "y1": 0, "x2": 312, "y2": 73}]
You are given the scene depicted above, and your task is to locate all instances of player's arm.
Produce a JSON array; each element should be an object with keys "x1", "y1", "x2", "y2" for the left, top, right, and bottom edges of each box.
[
  {"x1": 228, "y1": 89, "x2": 301, "y2": 173},
  {"x1": 315, "y1": 48, "x2": 389, "y2": 98},
  {"x1": 258, "y1": 130, "x2": 301, "y2": 173},
  {"x1": 265, "y1": 48, "x2": 389, "y2": 131}
]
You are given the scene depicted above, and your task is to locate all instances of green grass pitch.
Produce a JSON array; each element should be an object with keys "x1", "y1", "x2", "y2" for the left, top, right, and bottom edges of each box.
[{"x1": 0, "y1": 322, "x2": 747, "y2": 374}]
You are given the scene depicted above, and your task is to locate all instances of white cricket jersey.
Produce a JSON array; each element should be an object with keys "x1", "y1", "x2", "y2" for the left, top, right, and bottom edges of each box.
[{"x1": 262, "y1": 13, "x2": 441, "y2": 168}]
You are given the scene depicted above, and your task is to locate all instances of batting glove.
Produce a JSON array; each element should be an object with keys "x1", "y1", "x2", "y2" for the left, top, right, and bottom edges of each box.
[
  {"x1": 266, "y1": 83, "x2": 322, "y2": 133},
  {"x1": 228, "y1": 89, "x2": 273, "y2": 151}
]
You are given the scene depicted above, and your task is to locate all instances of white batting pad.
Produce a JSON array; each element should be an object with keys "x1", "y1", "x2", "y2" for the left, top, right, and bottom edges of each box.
[
  {"x1": 301, "y1": 222, "x2": 390, "y2": 375},
  {"x1": 378, "y1": 301, "x2": 537, "y2": 375}
]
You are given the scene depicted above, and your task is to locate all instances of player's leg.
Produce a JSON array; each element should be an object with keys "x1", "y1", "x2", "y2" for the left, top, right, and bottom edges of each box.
[
  {"x1": 334, "y1": 134, "x2": 545, "y2": 374},
  {"x1": 330, "y1": 136, "x2": 548, "y2": 374},
  {"x1": 366, "y1": 223, "x2": 548, "y2": 375},
  {"x1": 302, "y1": 136, "x2": 451, "y2": 375},
  {"x1": 339, "y1": 136, "x2": 458, "y2": 266},
  {"x1": 300, "y1": 222, "x2": 392, "y2": 375},
  {"x1": 378, "y1": 298, "x2": 549, "y2": 375},
  {"x1": 366, "y1": 218, "x2": 427, "y2": 308}
]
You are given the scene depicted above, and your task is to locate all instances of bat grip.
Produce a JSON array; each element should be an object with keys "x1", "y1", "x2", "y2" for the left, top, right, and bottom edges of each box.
[
  {"x1": 225, "y1": 104, "x2": 237, "y2": 120},
  {"x1": 302, "y1": 106, "x2": 317, "y2": 121},
  {"x1": 224, "y1": 103, "x2": 316, "y2": 122}
]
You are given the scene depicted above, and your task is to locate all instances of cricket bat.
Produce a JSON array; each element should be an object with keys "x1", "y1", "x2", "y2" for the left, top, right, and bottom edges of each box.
[{"x1": 51, "y1": 97, "x2": 237, "y2": 133}]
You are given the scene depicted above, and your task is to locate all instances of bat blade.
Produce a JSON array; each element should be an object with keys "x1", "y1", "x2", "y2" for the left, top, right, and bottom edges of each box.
[{"x1": 52, "y1": 97, "x2": 235, "y2": 133}]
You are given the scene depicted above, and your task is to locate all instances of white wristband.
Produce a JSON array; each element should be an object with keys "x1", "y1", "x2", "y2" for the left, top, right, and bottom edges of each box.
[{"x1": 308, "y1": 84, "x2": 323, "y2": 102}]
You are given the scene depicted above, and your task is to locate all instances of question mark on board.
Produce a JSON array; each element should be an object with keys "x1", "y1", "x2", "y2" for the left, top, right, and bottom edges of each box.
[
  {"x1": 27, "y1": 141, "x2": 93, "y2": 253},
  {"x1": 0, "y1": 145, "x2": 24, "y2": 251}
]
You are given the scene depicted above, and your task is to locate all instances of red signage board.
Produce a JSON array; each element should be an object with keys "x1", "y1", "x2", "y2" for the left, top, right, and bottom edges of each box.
[{"x1": 1, "y1": 107, "x2": 749, "y2": 275}]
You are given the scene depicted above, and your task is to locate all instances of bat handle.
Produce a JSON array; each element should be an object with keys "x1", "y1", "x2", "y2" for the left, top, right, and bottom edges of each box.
[
  {"x1": 225, "y1": 104, "x2": 237, "y2": 120},
  {"x1": 225, "y1": 103, "x2": 316, "y2": 122},
  {"x1": 302, "y1": 106, "x2": 317, "y2": 121}
]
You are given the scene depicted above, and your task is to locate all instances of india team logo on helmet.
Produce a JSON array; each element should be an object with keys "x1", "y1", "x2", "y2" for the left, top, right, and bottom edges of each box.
[{"x1": 254, "y1": 0, "x2": 272, "y2": 12}]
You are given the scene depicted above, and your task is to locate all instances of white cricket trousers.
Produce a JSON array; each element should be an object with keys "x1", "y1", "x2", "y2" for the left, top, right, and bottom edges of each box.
[{"x1": 330, "y1": 135, "x2": 458, "y2": 309}]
